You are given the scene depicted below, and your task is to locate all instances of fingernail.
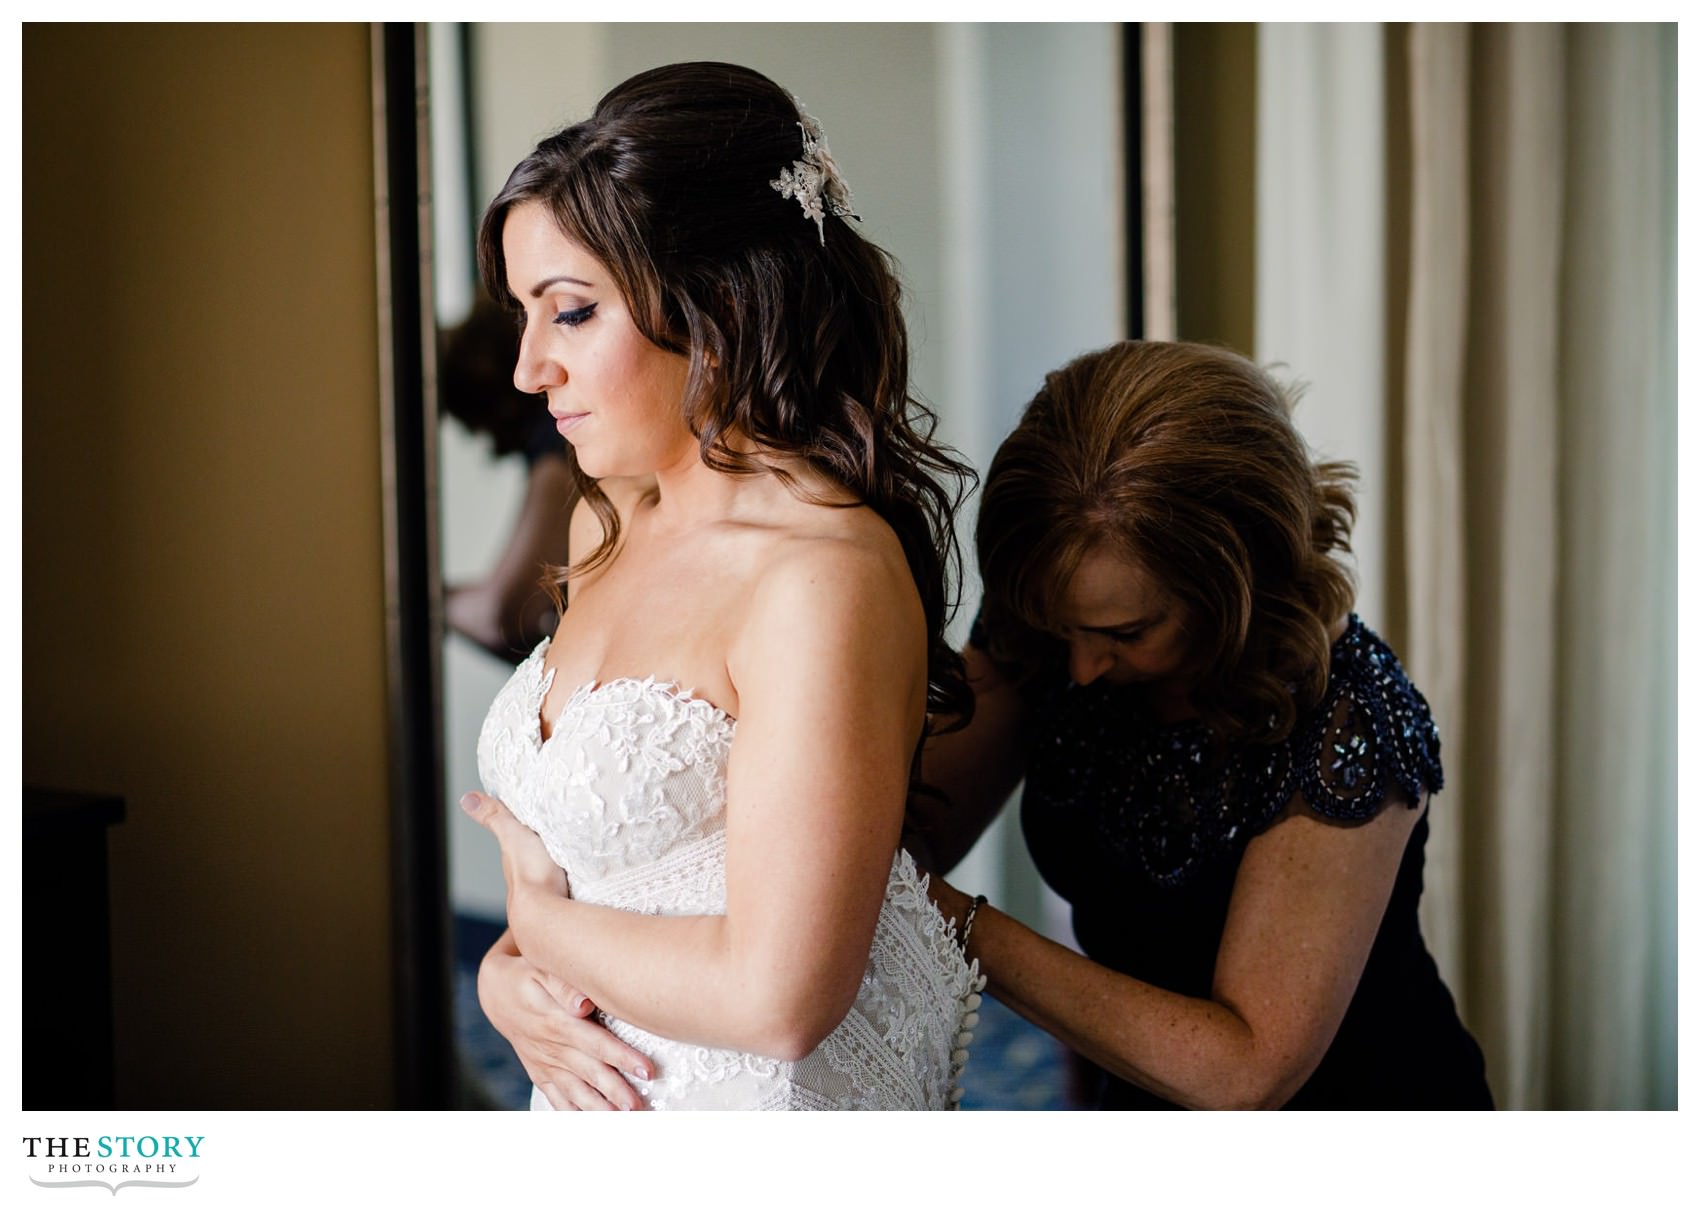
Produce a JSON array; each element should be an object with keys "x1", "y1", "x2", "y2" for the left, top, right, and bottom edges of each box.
[
  {"x1": 570, "y1": 994, "x2": 586, "y2": 1012},
  {"x1": 459, "y1": 792, "x2": 479, "y2": 815}
]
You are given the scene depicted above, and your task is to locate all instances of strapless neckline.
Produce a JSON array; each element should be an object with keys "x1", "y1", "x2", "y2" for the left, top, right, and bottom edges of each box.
[{"x1": 527, "y1": 638, "x2": 737, "y2": 745}]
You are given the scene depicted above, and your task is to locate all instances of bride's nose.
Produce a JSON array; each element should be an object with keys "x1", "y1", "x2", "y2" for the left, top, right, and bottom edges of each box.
[{"x1": 513, "y1": 321, "x2": 566, "y2": 395}]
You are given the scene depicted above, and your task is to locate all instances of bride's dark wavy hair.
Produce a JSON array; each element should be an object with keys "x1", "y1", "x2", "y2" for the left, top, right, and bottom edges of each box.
[
  {"x1": 977, "y1": 340, "x2": 1358, "y2": 745},
  {"x1": 477, "y1": 61, "x2": 974, "y2": 730}
]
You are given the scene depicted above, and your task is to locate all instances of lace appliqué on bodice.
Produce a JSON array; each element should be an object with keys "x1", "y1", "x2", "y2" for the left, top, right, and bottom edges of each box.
[
  {"x1": 1023, "y1": 615, "x2": 1444, "y2": 888},
  {"x1": 476, "y1": 640, "x2": 983, "y2": 1110}
]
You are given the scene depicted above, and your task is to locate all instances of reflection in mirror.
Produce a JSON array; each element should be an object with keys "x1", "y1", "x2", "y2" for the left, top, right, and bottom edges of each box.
[{"x1": 427, "y1": 22, "x2": 1129, "y2": 1109}]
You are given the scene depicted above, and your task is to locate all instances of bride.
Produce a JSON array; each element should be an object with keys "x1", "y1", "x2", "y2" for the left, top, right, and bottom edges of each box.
[{"x1": 459, "y1": 62, "x2": 983, "y2": 1110}]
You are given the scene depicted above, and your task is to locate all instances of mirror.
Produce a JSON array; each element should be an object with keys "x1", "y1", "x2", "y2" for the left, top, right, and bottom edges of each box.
[{"x1": 424, "y1": 21, "x2": 1134, "y2": 1109}]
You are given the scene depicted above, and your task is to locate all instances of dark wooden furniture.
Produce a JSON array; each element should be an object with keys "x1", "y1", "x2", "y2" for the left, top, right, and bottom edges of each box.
[{"x1": 23, "y1": 786, "x2": 125, "y2": 1109}]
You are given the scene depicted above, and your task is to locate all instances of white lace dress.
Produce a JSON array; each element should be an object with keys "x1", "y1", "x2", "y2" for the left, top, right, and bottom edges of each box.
[{"x1": 476, "y1": 638, "x2": 984, "y2": 1110}]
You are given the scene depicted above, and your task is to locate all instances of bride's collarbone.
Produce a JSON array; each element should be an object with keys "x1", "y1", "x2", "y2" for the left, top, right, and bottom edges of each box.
[
  {"x1": 569, "y1": 546, "x2": 755, "y2": 624},
  {"x1": 543, "y1": 578, "x2": 747, "y2": 726},
  {"x1": 545, "y1": 508, "x2": 877, "y2": 723},
  {"x1": 572, "y1": 510, "x2": 815, "y2": 610}
]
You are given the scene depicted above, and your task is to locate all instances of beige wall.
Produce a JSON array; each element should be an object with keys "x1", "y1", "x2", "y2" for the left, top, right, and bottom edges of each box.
[{"x1": 24, "y1": 23, "x2": 395, "y2": 1108}]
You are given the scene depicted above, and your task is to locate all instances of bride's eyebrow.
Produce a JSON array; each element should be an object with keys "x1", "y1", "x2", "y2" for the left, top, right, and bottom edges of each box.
[{"x1": 529, "y1": 274, "x2": 594, "y2": 297}]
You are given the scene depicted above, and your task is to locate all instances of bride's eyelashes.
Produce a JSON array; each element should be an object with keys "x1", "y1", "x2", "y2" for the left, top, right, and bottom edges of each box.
[{"x1": 506, "y1": 301, "x2": 597, "y2": 332}]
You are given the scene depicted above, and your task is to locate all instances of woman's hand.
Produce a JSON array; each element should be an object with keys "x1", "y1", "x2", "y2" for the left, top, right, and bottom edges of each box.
[
  {"x1": 459, "y1": 790, "x2": 655, "y2": 1108},
  {"x1": 459, "y1": 791, "x2": 568, "y2": 914},
  {"x1": 916, "y1": 866, "x2": 977, "y2": 949},
  {"x1": 478, "y1": 930, "x2": 655, "y2": 1111}
]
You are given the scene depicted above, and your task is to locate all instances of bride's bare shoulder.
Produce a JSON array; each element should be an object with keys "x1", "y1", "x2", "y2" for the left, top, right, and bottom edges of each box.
[
  {"x1": 767, "y1": 497, "x2": 917, "y2": 595},
  {"x1": 728, "y1": 505, "x2": 925, "y2": 685}
]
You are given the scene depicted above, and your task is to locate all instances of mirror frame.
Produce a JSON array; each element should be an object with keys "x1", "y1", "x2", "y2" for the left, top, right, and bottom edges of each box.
[
  {"x1": 373, "y1": 20, "x2": 454, "y2": 1111},
  {"x1": 374, "y1": 19, "x2": 1159, "y2": 1111}
]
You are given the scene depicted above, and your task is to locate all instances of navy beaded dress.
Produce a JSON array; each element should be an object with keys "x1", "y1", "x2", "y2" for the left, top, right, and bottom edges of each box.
[{"x1": 982, "y1": 614, "x2": 1492, "y2": 1110}]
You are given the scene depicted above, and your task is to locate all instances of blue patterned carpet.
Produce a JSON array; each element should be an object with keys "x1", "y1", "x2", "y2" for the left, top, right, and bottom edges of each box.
[
  {"x1": 453, "y1": 914, "x2": 532, "y2": 1110},
  {"x1": 452, "y1": 913, "x2": 1087, "y2": 1111}
]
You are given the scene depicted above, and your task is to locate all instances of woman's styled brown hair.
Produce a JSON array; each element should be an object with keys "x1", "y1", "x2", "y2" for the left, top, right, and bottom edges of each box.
[
  {"x1": 976, "y1": 340, "x2": 1357, "y2": 744},
  {"x1": 476, "y1": 61, "x2": 972, "y2": 726}
]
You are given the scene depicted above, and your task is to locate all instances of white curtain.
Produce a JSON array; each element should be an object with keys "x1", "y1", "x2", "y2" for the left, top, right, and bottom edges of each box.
[
  {"x1": 1399, "y1": 22, "x2": 1676, "y2": 1109},
  {"x1": 1255, "y1": 23, "x2": 1390, "y2": 630},
  {"x1": 1546, "y1": 25, "x2": 1678, "y2": 1110},
  {"x1": 1255, "y1": 22, "x2": 1675, "y2": 1108}
]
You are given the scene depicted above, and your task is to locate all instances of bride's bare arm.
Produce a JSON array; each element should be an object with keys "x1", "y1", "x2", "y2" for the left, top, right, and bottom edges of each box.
[{"x1": 465, "y1": 537, "x2": 925, "y2": 1061}]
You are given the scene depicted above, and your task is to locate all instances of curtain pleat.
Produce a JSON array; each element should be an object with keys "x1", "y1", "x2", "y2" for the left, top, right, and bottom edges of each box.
[
  {"x1": 1401, "y1": 23, "x2": 1472, "y2": 1000},
  {"x1": 1396, "y1": 21, "x2": 1675, "y2": 1108},
  {"x1": 1457, "y1": 24, "x2": 1565, "y2": 1111},
  {"x1": 1549, "y1": 23, "x2": 1677, "y2": 1109}
]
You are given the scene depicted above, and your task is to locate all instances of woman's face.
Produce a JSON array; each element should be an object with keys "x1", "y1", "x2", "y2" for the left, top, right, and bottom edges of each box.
[
  {"x1": 1052, "y1": 546, "x2": 1193, "y2": 690},
  {"x1": 503, "y1": 201, "x2": 693, "y2": 480}
]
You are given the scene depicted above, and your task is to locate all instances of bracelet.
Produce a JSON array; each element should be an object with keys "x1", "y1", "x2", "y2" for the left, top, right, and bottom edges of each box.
[{"x1": 960, "y1": 894, "x2": 989, "y2": 951}]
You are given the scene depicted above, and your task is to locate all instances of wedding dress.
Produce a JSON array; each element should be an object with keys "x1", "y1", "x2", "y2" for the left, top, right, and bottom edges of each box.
[{"x1": 477, "y1": 639, "x2": 983, "y2": 1110}]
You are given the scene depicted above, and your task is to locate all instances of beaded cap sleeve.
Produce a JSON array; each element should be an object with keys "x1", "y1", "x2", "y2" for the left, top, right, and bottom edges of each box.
[{"x1": 1001, "y1": 614, "x2": 1444, "y2": 888}]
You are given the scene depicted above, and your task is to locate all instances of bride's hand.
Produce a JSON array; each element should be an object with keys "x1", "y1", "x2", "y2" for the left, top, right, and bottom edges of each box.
[
  {"x1": 478, "y1": 936, "x2": 655, "y2": 1111},
  {"x1": 460, "y1": 791, "x2": 568, "y2": 905}
]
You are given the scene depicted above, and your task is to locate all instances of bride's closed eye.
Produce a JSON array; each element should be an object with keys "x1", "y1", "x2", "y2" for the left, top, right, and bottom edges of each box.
[{"x1": 554, "y1": 302, "x2": 598, "y2": 328}]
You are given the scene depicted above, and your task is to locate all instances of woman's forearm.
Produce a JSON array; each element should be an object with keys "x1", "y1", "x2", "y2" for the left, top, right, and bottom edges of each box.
[
  {"x1": 508, "y1": 884, "x2": 854, "y2": 1062},
  {"x1": 962, "y1": 902, "x2": 1285, "y2": 1109},
  {"x1": 938, "y1": 795, "x2": 1417, "y2": 1109}
]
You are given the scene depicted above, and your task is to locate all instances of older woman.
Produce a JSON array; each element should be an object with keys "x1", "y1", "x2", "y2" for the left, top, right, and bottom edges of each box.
[{"x1": 916, "y1": 339, "x2": 1491, "y2": 1109}]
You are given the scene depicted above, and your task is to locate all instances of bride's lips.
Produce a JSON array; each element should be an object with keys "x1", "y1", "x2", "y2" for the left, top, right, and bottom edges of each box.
[{"x1": 552, "y1": 412, "x2": 588, "y2": 437}]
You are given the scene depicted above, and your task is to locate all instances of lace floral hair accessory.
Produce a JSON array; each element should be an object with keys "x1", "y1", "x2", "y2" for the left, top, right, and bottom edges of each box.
[{"x1": 769, "y1": 97, "x2": 859, "y2": 245}]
